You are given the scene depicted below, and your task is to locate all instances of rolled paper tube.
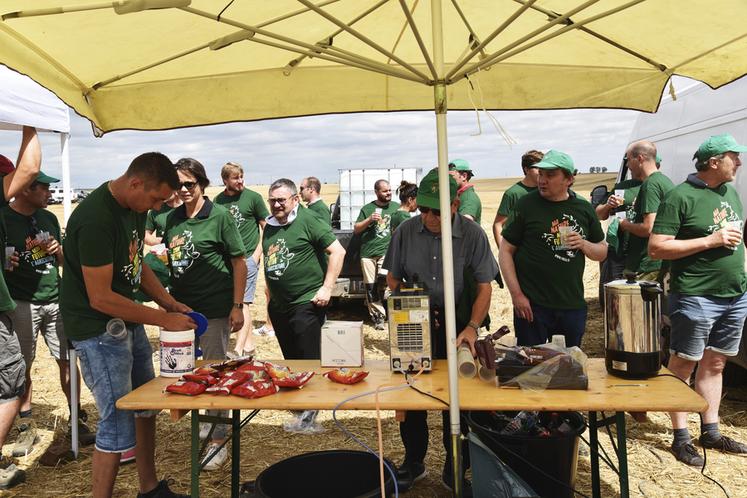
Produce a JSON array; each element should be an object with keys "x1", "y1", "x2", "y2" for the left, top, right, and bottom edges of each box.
[
  {"x1": 479, "y1": 365, "x2": 496, "y2": 383},
  {"x1": 457, "y1": 344, "x2": 477, "y2": 378}
]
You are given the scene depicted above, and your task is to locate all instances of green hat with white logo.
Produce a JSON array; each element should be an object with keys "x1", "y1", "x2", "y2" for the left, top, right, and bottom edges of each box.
[
  {"x1": 693, "y1": 134, "x2": 747, "y2": 163},
  {"x1": 34, "y1": 171, "x2": 60, "y2": 184},
  {"x1": 535, "y1": 150, "x2": 577, "y2": 175},
  {"x1": 416, "y1": 168, "x2": 458, "y2": 210}
]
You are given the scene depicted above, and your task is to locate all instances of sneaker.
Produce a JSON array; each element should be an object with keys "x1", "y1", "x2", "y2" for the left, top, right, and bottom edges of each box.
[
  {"x1": 12, "y1": 419, "x2": 39, "y2": 457},
  {"x1": 136, "y1": 478, "x2": 189, "y2": 498},
  {"x1": 395, "y1": 461, "x2": 426, "y2": 492},
  {"x1": 199, "y1": 423, "x2": 213, "y2": 440},
  {"x1": 0, "y1": 456, "x2": 25, "y2": 490},
  {"x1": 68, "y1": 410, "x2": 96, "y2": 446},
  {"x1": 671, "y1": 441, "x2": 704, "y2": 467},
  {"x1": 201, "y1": 443, "x2": 228, "y2": 471},
  {"x1": 120, "y1": 447, "x2": 136, "y2": 464},
  {"x1": 252, "y1": 325, "x2": 275, "y2": 337},
  {"x1": 699, "y1": 434, "x2": 747, "y2": 455}
]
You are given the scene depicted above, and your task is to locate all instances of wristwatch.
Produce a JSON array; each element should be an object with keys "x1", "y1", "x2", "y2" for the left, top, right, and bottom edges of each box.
[
  {"x1": 233, "y1": 303, "x2": 244, "y2": 309},
  {"x1": 467, "y1": 321, "x2": 480, "y2": 332}
]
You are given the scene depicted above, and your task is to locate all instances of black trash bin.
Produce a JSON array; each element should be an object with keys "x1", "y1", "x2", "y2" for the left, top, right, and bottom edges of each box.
[
  {"x1": 467, "y1": 411, "x2": 585, "y2": 498},
  {"x1": 254, "y1": 450, "x2": 395, "y2": 498}
]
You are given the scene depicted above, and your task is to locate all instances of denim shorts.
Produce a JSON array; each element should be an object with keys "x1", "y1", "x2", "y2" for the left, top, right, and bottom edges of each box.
[
  {"x1": 669, "y1": 292, "x2": 747, "y2": 361},
  {"x1": 73, "y1": 324, "x2": 155, "y2": 453},
  {"x1": 243, "y1": 256, "x2": 258, "y2": 303}
]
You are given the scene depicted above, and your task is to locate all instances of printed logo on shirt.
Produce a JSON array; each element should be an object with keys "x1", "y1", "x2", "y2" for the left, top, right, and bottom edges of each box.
[
  {"x1": 265, "y1": 238, "x2": 295, "y2": 279},
  {"x1": 542, "y1": 214, "x2": 585, "y2": 263},
  {"x1": 168, "y1": 230, "x2": 201, "y2": 278},
  {"x1": 228, "y1": 204, "x2": 246, "y2": 228},
  {"x1": 20, "y1": 235, "x2": 55, "y2": 275},
  {"x1": 374, "y1": 215, "x2": 392, "y2": 239},
  {"x1": 708, "y1": 202, "x2": 741, "y2": 233},
  {"x1": 121, "y1": 230, "x2": 143, "y2": 286}
]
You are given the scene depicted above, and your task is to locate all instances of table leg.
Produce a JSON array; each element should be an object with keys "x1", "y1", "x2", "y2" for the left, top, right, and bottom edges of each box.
[
  {"x1": 232, "y1": 410, "x2": 240, "y2": 498},
  {"x1": 588, "y1": 411, "x2": 601, "y2": 498},
  {"x1": 615, "y1": 412, "x2": 629, "y2": 498},
  {"x1": 191, "y1": 409, "x2": 200, "y2": 498}
]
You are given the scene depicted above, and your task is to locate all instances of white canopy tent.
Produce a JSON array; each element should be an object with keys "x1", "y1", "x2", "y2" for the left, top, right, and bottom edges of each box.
[{"x1": 0, "y1": 64, "x2": 73, "y2": 222}]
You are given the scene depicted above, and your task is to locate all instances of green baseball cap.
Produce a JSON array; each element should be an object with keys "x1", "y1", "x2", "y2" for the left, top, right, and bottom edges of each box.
[
  {"x1": 655, "y1": 152, "x2": 662, "y2": 165},
  {"x1": 693, "y1": 134, "x2": 747, "y2": 163},
  {"x1": 535, "y1": 150, "x2": 577, "y2": 175},
  {"x1": 34, "y1": 171, "x2": 60, "y2": 184},
  {"x1": 448, "y1": 158, "x2": 471, "y2": 172},
  {"x1": 416, "y1": 168, "x2": 457, "y2": 210}
]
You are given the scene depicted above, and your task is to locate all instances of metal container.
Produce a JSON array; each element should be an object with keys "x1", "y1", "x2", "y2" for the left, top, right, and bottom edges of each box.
[{"x1": 604, "y1": 276, "x2": 663, "y2": 378}]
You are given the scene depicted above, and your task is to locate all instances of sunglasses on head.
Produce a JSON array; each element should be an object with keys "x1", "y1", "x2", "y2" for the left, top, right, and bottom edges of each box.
[
  {"x1": 179, "y1": 181, "x2": 198, "y2": 190},
  {"x1": 419, "y1": 206, "x2": 441, "y2": 216}
]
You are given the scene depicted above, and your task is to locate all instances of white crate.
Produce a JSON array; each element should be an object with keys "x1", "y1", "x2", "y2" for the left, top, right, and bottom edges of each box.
[{"x1": 321, "y1": 320, "x2": 364, "y2": 367}]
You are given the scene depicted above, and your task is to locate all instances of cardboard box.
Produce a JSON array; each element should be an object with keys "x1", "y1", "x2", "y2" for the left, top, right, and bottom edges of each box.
[{"x1": 321, "y1": 320, "x2": 364, "y2": 367}]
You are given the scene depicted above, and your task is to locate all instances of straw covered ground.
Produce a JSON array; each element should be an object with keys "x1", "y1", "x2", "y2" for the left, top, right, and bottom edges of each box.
[{"x1": 3, "y1": 173, "x2": 746, "y2": 497}]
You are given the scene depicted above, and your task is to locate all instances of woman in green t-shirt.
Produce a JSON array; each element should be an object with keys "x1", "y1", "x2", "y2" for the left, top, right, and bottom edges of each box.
[
  {"x1": 163, "y1": 158, "x2": 247, "y2": 471},
  {"x1": 391, "y1": 180, "x2": 418, "y2": 230}
]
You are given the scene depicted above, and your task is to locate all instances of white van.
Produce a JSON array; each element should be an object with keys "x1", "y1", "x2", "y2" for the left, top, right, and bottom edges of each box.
[{"x1": 599, "y1": 77, "x2": 747, "y2": 369}]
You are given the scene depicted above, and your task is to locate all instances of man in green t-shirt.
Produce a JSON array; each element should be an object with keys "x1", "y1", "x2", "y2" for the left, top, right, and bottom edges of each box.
[
  {"x1": 499, "y1": 150, "x2": 607, "y2": 347},
  {"x1": 493, "y1": 150, "x2": 542, "y2": 248},
  {"x1": 214, "y1": 161, "x2": 269, "y2": 357},
  {"x1": 619, "y1": 141, "x2": 674, "y2": 280},
  {"x1": 300, "y1": 176, "x2": 331, "y2": 226},
  {"x1": 650, "y1": 134, "x2": 747, "y2": 467},
  {"x1": 60, "y1": 152, "x2": 194, "y2": 498},
  {"x1": 449, "y1": 158, "x2": 482, "y2": 224},
  {"x1": 144, "y1": 192, "x2": 182, "y2": 246},
  {"x1": 0, "y1": 127, "x2": 42, "y2": 490},
  {"x1": 1, "y1": 171, "x2": 94, "y2": 458},
  {"x1": 354, "y1": 180, "x2": 399, "y2": 329}
]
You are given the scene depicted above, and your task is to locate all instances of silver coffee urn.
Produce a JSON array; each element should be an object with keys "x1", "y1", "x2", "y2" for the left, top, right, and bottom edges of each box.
[{"x1": 604, "y1": 276, "x2": 663, "y2": 378}]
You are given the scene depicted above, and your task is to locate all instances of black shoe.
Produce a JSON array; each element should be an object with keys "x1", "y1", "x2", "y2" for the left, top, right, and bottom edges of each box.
[
  {"x1": 136, "y1": 479, "x2": 190, "y2": 498},
  {"x1": 699, "y1": 434, "x2": 747, "y2": 455},
  {"x1": 671, "y1": 442, "x2": 704, "y2": 467},
  {"x1": 395, "y1": 462, "x2": 426, "y2": 492},
  {"x1": 441, "y1": 470, "x2": 473, "y2": 498}
]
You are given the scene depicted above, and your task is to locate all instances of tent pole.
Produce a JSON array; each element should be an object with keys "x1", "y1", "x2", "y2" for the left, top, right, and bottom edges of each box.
[
  {"x1": 60, "y1": 132, "x2": 71, "y2": 223},
  {"x1": 431, "y1": 1, "x2": 462, "y2": 497}
]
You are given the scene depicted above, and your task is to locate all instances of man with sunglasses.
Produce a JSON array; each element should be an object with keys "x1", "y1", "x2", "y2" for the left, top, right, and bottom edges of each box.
[
  {"x1": 384, "y1": 168, "x2": 497, "y2": 494},
  {"x1": 354, "y1": 179, "x2": 399, "y2": 330},
  {"x1": 299, "y1": 176, "x2": 331, "y2": 226}
]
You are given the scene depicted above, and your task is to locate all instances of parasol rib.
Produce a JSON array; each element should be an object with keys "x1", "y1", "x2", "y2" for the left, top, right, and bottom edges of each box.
[{"x1": 398, "y1": 0, "x2": 437, "y2": 80}]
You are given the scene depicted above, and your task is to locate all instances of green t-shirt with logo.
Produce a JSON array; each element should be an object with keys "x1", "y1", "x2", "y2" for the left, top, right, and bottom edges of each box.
[
  {"x1": 61, "y1": 183, "x2": 146, "y2": 340},
  {"x1": 307, "y1": 199, "x2": 331, "y2": 226},
  {"x1": 356, "y1": 201, "x2": 400, "y2": 258},
  {"x1": 625, "y1": 172, "x2": 674, "y2": 273},
  {"x1": 0, "y1": 207, "x2": 61, "y2": 302},
  {"x1": 0, "y1": 188, "x2": 16, "y2": 313},
  {"x1": 603, "y1": 179, "x2": 642, "y2": 254},
  {"x1": 502, "y1": 191, "x2": 605, "y2": 309},
  {"x1": 497, "y1": 182, "x2": 535, "y2": 217},
  {"x1": 391, "y1": 210, "x2": 412, "y2": 231},
  {"x1": 263, "y1": 207, "x2": 337, "y2": 309},
  {"x1": 145, "y1": 202, "x2": 176, "y2": 239},
  {"x1": 458, "y1": 185, "x2": 482, "y2": 224},
  {"x1": 164, "y1": 199, "x2": 246, "y2": 319},
  {"x1": 214, "y1": 188, "x2": 269, "y2": 253},
  {"x1": 652, "y1": 175, "x2": 747, "y2": 297}
]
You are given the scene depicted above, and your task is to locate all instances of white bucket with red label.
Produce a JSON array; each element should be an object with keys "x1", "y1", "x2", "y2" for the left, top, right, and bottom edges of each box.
[{"x1": 160, "y1": 329, "x2": 195, "y2": 377}]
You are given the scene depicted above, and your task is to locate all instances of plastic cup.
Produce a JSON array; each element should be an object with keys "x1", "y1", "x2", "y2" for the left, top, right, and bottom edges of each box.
[
  {"x1": 4, "y1": 246, "x2": 15, "y2": 270},
  {"x1": 374, "y1": 207, "x2": 382, "y2": 216},
  {"x1": 558, "y1": 226, "x2": 574, "y2": 249},
  {"x1": 727, "y1": 220, "x2": 743, "y2": 250}
]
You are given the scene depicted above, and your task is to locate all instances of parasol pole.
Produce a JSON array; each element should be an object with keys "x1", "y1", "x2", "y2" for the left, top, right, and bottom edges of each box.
[{"x1": 431, "y1": 1, "x2": 462, "y2": 497}]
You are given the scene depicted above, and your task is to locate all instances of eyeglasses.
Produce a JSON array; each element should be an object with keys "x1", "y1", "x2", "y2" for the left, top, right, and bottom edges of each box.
[
  {"x1": 268, "y1": 195, "x2": 296, "y2": 206},
  {"x1": 419, "y1": 206, "x2": 441, "y2": 216},
  {"x1": 179, "y1": 181, "x2": 198, "y2": 190}
]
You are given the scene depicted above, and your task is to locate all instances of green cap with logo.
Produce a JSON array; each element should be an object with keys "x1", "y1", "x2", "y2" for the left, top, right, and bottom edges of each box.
[
  {"x1": 34, "y1": 171, "x2": 60, "y2": 184},
  {"x1": 448, "y1": 158, "x2": 472, "y2": 173},
  {"x1": 693, "y1": 134, "x2": 747, "y2": 163},
  {"x1": 535, "y1": 150, "x2": 577, "y2": 175},
  {"x1": 417, "y1": 168, "x2": 458, "y2": 210}
]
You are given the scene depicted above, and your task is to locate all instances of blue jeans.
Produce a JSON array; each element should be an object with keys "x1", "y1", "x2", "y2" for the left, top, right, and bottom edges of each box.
[
  {"x1": 513, "y1": 304, "x2": 587, "y2": 347},
  {"x1": 73, "y1": 324, "x2": 154, "y2": 453},
  {"x1": 669, "y1": 292, "x2": 747, "y2": 361}
]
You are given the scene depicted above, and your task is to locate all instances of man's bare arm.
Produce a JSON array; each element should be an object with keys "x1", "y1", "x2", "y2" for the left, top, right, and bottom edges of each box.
[{"x1": 4, "y1": 127, "x2": 41, "y2": 200}]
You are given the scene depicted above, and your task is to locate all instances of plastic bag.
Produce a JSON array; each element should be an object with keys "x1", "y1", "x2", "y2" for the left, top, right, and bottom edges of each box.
[
  {"x1": 283, "y1": 410, "x2": 324, "y2": 434},
  {"x1": 501, "y1": 345, "x2": 588, "y2": 391}
]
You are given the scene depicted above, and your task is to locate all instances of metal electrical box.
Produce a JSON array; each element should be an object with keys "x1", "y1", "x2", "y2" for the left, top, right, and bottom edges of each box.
[{"x1": 388, "y1": 284, "x2": 432, "y2": 372}]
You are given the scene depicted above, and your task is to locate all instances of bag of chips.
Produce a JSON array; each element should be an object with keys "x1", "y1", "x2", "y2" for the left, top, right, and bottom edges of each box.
[
  {"x1": 237, "y1": 361, "x2": 271, "y2": 381},
  {"x1": 323, "y1": 368, "x2": 369, "y2": 385},
  {"x1": 165, "y1": 380, "x2": 206, "y2": 396},
  {"x1": 232, "y1": 380, "x2": 280, "y2": 399},
  {"x1": 264, "y1": 362, "x2": 315, "y2": 388},
  {"x1": 205, "y1": 371, "x2": 251, "y2": 395},
  {"x1": 182, "y1": 373, "x2": 219, "y2": 385}
]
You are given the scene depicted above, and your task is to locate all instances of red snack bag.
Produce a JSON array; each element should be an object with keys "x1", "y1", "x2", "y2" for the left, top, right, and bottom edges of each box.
[
  {"x1": 205, "y1": 371, "x2": 251, "y2": 395},
  {"x1": 323, "y1": 368, "x2": 369, "y2": 385},
  {"x1": 165, "y1": 380, "x2": 206, "y2": 396},
  {"x1": 232, "y1": 380, "x2": 280, "y2": 399},
  {"x1": 237, "y1": 361, "x2": 270, "y2": 381},
  {"x1": 264, "y1": 362, "x2": 315, "y2": 388},
  {"x1": 183, "y1": 373, "x2": 219, "y2": 385},
  {"x1": 193, "y1": 366, "x2": 220, "y2": 377}
]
